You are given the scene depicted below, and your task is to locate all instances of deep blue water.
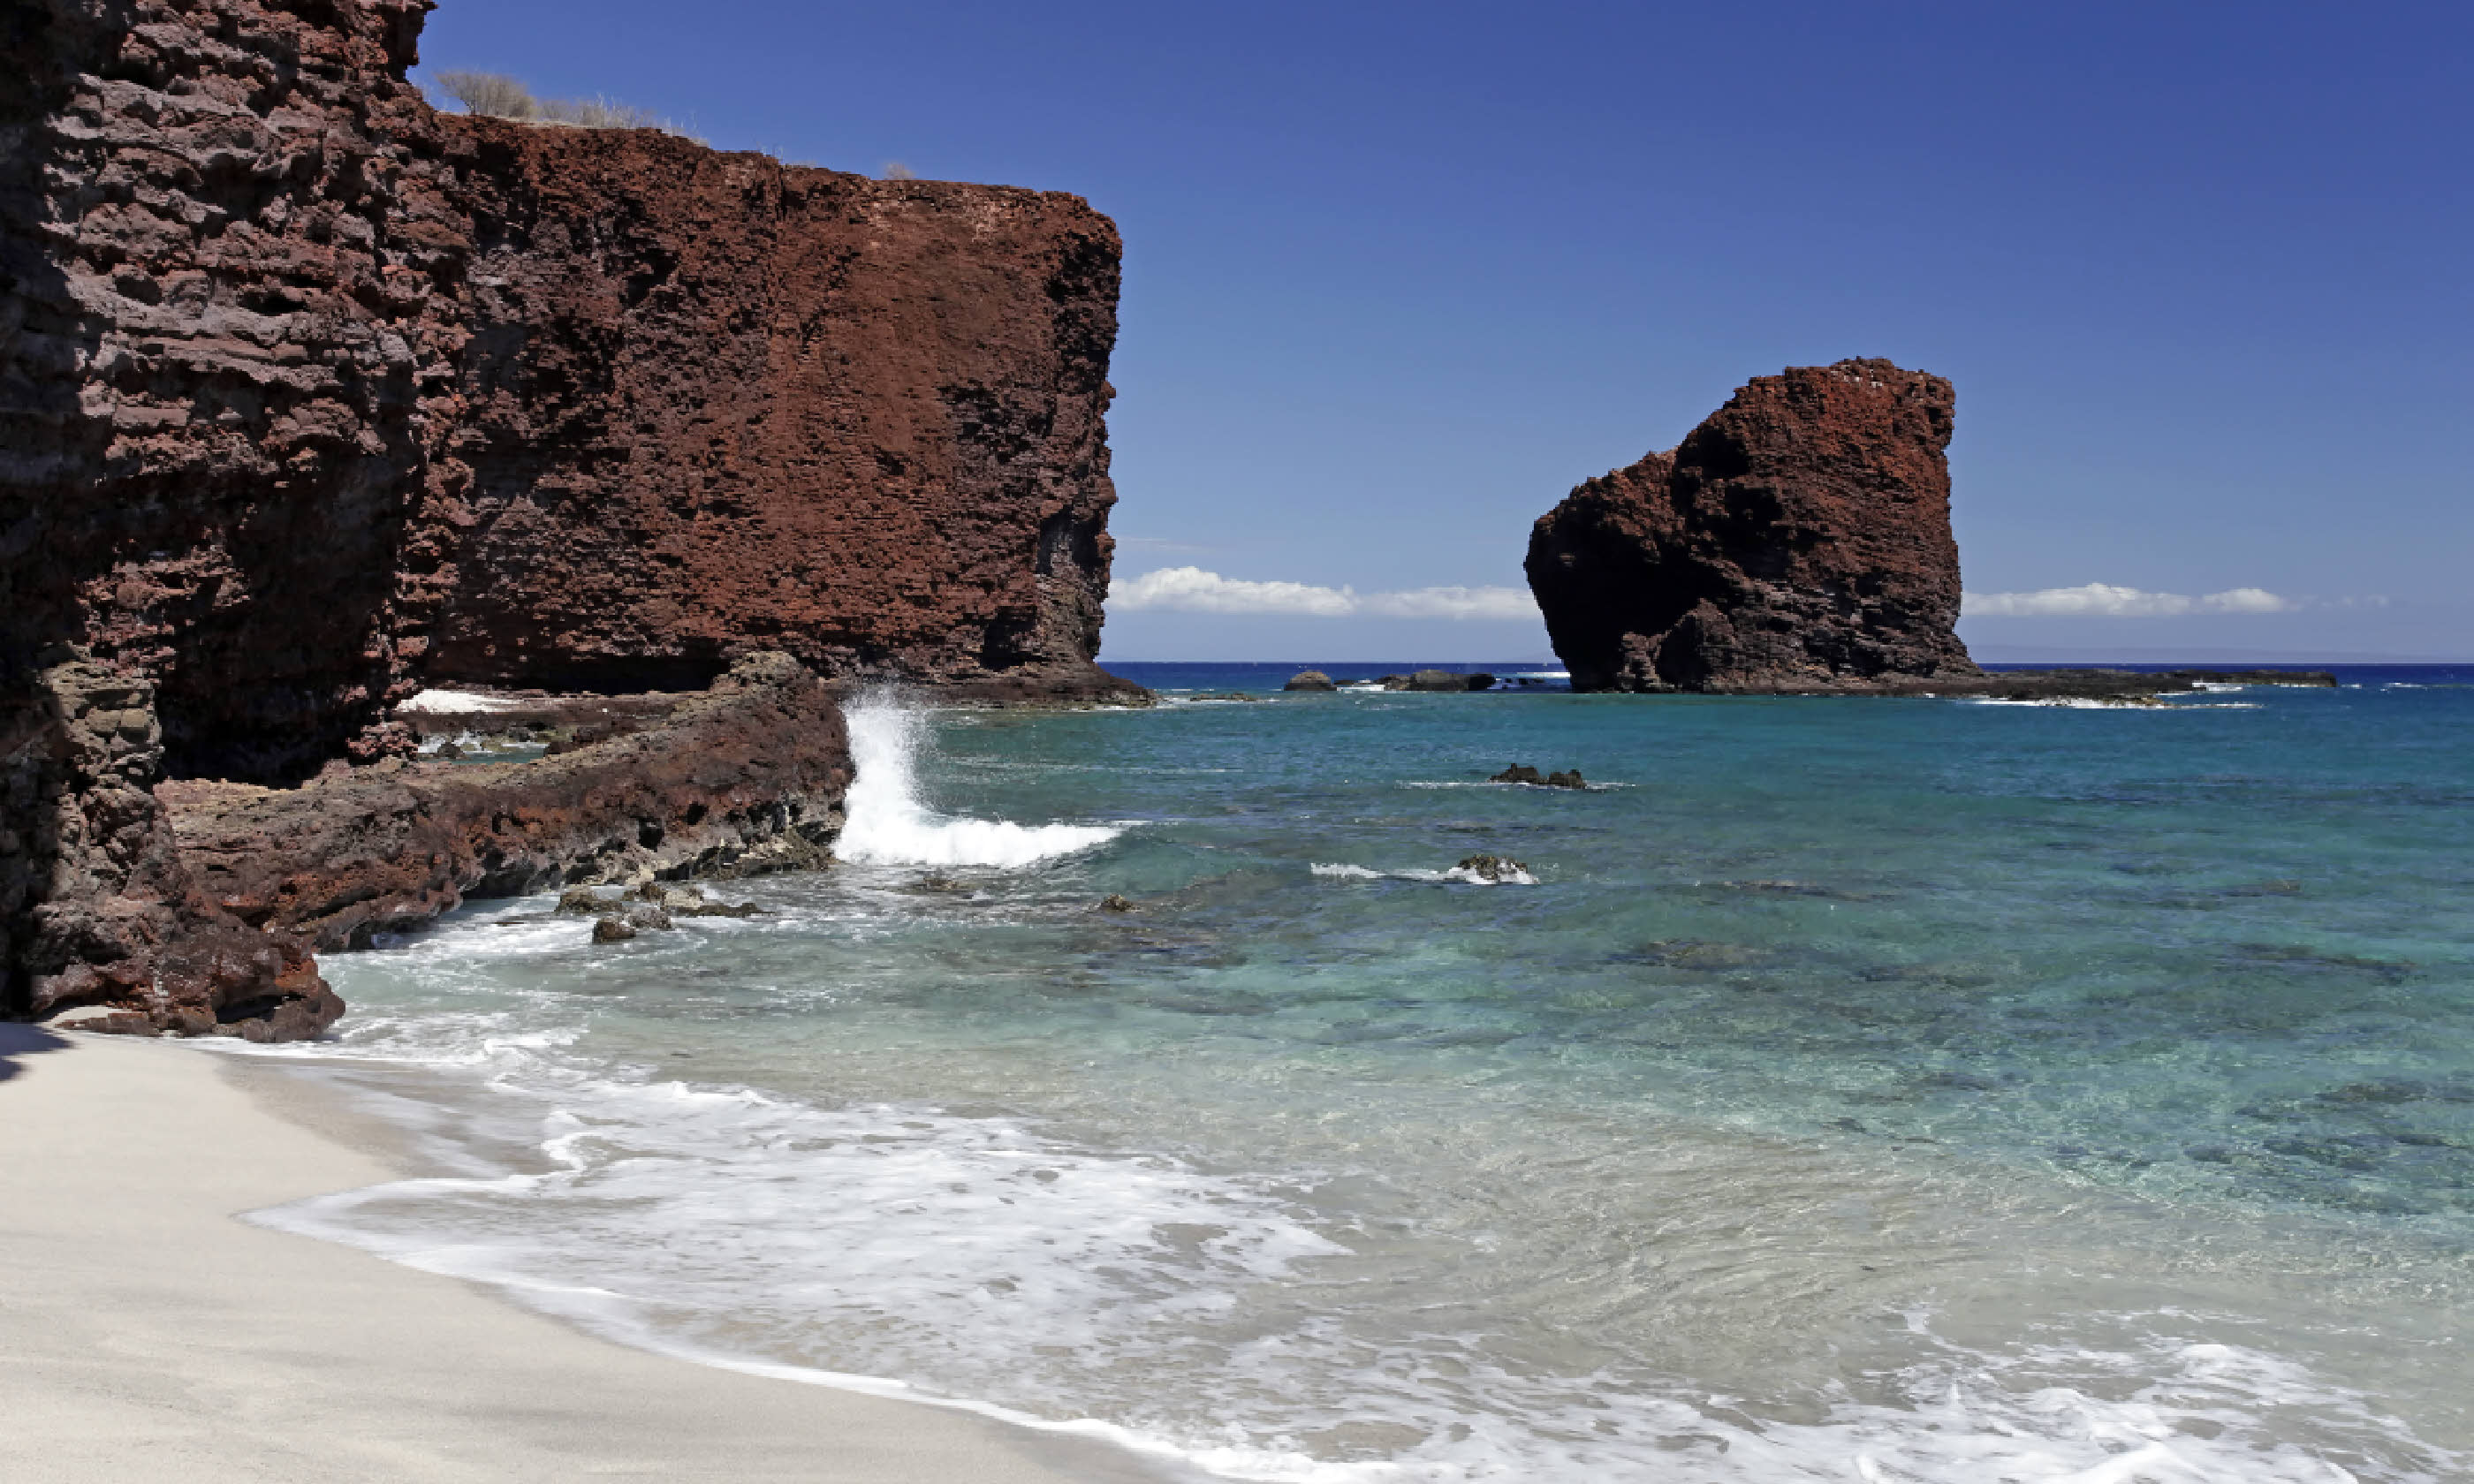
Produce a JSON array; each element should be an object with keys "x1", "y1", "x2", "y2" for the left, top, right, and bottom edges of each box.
[{"x1": 235, "y1": 667, "x2": 2473, "y2": 1481}]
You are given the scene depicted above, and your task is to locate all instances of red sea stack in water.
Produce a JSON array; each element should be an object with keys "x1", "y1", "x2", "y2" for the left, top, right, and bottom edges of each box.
[{"x1": 1525, "y1": 359, "x2": 1980, "y2": 692}]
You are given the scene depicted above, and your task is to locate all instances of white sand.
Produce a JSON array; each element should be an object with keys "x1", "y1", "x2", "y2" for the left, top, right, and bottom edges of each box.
[{"x1": 0, "y1": 1026, "x2": 1185, "y2": 1483}]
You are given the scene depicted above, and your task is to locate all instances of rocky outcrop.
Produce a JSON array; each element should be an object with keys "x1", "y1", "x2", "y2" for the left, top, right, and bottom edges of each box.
[
  {"x1": 3, "y1": 0, "x2": 1134, "y2": 1034},
  {"x1": 160, "y1": 653, "x2": 845, "y2": 958},
  {"x1": 1379, "y1": 670, "x2": 1495, "y2": 693},
  {"x1": 1526, "y1": 359, "x2": 1980, "y2": 693},
  {"x1": 6, "y1": 648, "x2": 340, "y2": 1040},
  {"x1": 16, "y1": 650, "x2": 843, "y2": 1038},
  {"x1": 409, "y1": 119, "x2": 1132, "y2": 699}
]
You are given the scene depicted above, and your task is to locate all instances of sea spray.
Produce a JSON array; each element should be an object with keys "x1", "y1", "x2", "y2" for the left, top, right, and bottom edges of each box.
[{"x1": 836, "y1": 693, "x2": 1120, "y2": 867}]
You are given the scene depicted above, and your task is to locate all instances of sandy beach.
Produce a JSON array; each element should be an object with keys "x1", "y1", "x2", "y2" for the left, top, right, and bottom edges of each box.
[{"x1": 0, "y1": 1025, "x2": 1183, "y2": 1483}]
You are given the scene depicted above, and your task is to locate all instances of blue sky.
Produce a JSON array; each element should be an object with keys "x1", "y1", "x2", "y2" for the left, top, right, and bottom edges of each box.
[{"x1": 417, "y1": 1, "x2": 2473, "y2": 662}]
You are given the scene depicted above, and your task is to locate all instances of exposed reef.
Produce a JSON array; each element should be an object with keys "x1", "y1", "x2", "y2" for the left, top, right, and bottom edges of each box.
[
  {"x1": 1527, "y1": 359, "x2": 1977, "y2": 693},
  {"x1": 4, "y1": 0, "x2": 1135, "y2": 1034}
]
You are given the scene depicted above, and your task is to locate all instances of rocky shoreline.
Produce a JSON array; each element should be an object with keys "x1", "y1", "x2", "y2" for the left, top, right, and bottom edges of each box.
[
  {"x1": 2, "y1": 0, "x2": 1147, "y2": 1039},
  {"x1": 28, "y1": 654, "x2": 849, "y2": 1041}
]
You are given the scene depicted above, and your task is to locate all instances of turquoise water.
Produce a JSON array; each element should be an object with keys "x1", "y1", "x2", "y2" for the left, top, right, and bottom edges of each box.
[{"x1": 239, "y1": 669, "x2": 2472, "y2": 1480}]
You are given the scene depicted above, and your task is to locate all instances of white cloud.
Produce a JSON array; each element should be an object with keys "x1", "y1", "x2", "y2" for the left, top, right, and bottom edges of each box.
[
  {"x1": 1361, "y1": 585, "x2": 1541, "y2": 620},
  {"x1": 1963, "y1": 583, "x2": 2297, "y2": 618},
  {"x1": 1112, "y1": 566, "x2": 1356, "y2": 617},
  {"x1": 1112, "y1": 566, "x2": 1540, "y2": 622}
]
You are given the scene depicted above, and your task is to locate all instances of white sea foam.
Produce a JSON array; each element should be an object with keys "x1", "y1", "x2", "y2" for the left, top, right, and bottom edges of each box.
[
  {"x1": 1311, "y1": 861, "x2": 1537, "y2": 886},
  {"x1": 1966, "y1": 697, "x2": 2239, "y2": 710},
  {"x1": 835, "y1": 695, "x2": 1120, "y2": 867},
  {"x1": 235, "y1": 1022, "x2": 2462, "y2": 1484},
  {"x1": 398, "y1": 687, "x2": 527, "y2": 714},
  {"x1": 209, "y1": 895, "x2": 2459, "y2": 1484}
]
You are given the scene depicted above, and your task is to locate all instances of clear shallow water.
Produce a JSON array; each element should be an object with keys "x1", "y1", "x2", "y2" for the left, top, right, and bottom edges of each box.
[{"x1": 230, "y1": 666, "x2": 2473, "y2": 1481}]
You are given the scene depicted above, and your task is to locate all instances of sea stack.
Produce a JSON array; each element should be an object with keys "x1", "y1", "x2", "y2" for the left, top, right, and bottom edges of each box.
[{"x1": 1524, "y1": 359, "x2": 1980, "y2": 693}]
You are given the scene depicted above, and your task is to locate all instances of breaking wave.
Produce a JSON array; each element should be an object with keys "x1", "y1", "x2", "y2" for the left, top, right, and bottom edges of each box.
[{"x1": 835, "y1": 695, "x2": 1120, "y2": 867}]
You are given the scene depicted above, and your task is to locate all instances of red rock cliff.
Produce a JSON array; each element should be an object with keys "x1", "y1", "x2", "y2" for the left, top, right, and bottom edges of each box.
[
  {"x1": 2, "y1": 0, "x2": 1130, "y2": 1032},
  {"x1": 1524, "y1": 359, "x2": 1980, "y2": 693},
  {"x1": 409, "y1": 121, "x2": 1127, "y2": 697}
]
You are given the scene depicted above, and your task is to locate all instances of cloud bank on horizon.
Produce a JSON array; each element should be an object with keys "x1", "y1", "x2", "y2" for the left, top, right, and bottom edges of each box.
[
  {"x1": 1114, "y1": 569, "x2": 2349, "y2": 625},
  {"x1": 1962, "y1": 583, "x2": 2302, "y2": 617},
  {"x1": 1112, "y1": 566, "x2": 1537, "y2": 621}
]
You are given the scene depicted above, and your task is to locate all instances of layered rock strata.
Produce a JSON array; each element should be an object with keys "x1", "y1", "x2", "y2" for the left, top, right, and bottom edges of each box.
[
  {"x1": 162, "y1": 653, "x2": 846, "y2": 963},
  {"x1": 1526, "y1": 359, "x2": 1981, "y2": 693},
  {"x1": 415, "y1": 119, "x2": 1133, "y2": 700},
  {"x1": 4, "y1": 0, "x2": 1133, "y2": 1034},
  {"x1": 24, "y1": 652, "x2": 846, "y2": 1039}
]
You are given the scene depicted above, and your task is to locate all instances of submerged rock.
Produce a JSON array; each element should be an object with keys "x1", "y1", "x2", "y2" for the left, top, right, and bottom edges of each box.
[
  {"x1": 1097, "y1": 895, "x2": 1137, "y2": 912},
  {"x1": 1284, "y1": 670, "x2": 1339, "y2": 692}
]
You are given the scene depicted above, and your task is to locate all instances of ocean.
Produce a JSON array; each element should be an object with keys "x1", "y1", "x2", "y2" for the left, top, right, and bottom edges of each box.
[{"x1": 218, "y1": 663, "x2": 2473, "y2": 1480}]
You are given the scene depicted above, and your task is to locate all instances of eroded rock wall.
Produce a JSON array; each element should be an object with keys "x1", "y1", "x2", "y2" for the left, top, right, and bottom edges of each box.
[
  {"x1": 414, "y1": 121, "x2": 1127, "y2": 697},
  {"x1": 1526, "y1": 359, "x2": 1980, "y2": 693},
  {"x1": 3, "y1": 0, "x2": 1131, "y2": 1031}
]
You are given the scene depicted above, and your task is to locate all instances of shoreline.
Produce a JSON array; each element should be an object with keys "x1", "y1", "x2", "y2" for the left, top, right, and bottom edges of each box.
[{"x1": 0, "y1": 1025, "x2": 1189, "y2": 1483}]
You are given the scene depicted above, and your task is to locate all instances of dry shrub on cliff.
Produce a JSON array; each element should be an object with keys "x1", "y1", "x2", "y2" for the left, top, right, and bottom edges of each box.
[
  {"x1": 429, "y1": 71, "x2": 679, "y2": 134},
  {"x1": 541, "y1": 95, "x2": 667, "y2": 129},
  {"x1": 433, "y1": 70, "x2": 537, "y2": 119}
]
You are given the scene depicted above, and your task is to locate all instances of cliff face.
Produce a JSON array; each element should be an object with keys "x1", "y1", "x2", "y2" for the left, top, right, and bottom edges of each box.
[
  {"x1": 410, "y1": 121, "x2": 1126, "y2": 697},
  {"x1": 2, "y1": 0, "x2": 1129, "y2": 1034},
  {"x1": 2, "y1": 0, "x2": 457, "y2": 785},
  {"x1": 1525, "y1": 359, "x2": 1980, "y2": 693}
]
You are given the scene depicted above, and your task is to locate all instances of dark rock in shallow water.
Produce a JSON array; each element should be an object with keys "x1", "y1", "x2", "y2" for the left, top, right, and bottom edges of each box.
[
  {"x1": 1453, "y1": 855, "x2": 1533, "y2": 882},
  {"x1": 1386, "y1": 670, "x2": 1495, "y2": 693},
  {"x1": 1283, "y1": 671, "x2": 1339, "y2": 692},
  {"x1": 1097, "y1": 895, "x2": 1137, "y2": 912},
  {"x1": 633, "y1": 883, "x2": 763, "y2": 918},
  {"x1": 1491, "y1": 764, "x2": 1586, "y2": 789},
  {"x1": 592, "y1": 916, "x2": 637, "y2": 944}
]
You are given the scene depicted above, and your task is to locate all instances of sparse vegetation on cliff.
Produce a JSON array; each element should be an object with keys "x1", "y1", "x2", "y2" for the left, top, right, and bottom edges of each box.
[{"x1": 429, "y1": 70, "x2": 688, "y2": 134}]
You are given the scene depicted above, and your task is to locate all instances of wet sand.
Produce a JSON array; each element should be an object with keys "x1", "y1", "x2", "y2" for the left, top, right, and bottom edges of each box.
[{"x1": 0, "y1": 1026, "x2": 1183, "y2": 1483}]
